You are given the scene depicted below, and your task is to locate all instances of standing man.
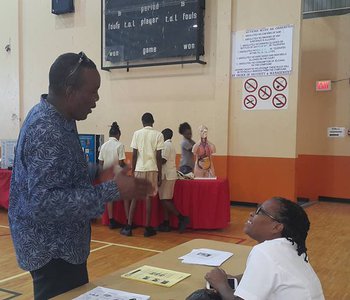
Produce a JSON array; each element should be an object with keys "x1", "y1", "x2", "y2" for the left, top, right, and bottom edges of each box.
[
  {"x1": 121, "y1": 112, "x2": 164, "y2": 237},
  {"x1": 8, "y1": 52, "x2": 152, "y2": 300},
  {"x1": 158, "y1": 128, "x2": 190, "y2": 233}
]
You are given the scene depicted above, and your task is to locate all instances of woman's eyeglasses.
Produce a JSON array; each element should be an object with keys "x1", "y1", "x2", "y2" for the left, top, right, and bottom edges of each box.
[{"x1": 255, "y1": 206, "x2": 280, "y2": 222}]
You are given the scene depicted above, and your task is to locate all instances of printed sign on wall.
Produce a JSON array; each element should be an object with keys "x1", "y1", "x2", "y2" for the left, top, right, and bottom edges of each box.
[
  {"x1": 242, "y1": 76, "x2": 289, "y2": 110},
  {"x1": 232, "y1": 24, "x2": 293, "y2": 78}
]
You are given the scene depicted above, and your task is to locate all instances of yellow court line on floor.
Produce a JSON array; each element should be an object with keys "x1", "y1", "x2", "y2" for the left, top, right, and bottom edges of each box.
[
  {"x1": 91, "y1": 239, "x2": 162, "y2": 253},
  {"x1": 0, "y1": 271, "x2": 30, "y2": 284}
]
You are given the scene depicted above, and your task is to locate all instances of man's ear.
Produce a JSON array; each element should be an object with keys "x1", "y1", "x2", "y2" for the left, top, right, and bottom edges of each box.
[{"x1": 65, "y1": 85, "x2": 75, "y2": 99}]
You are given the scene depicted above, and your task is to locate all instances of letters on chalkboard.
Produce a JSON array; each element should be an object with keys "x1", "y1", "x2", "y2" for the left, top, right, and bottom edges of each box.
[{"x1": 101, "y1": 0, "x2": 205, "y2": 70}]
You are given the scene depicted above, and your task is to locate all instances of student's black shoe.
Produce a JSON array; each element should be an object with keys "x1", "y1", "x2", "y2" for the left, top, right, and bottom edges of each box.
[
  {"x1": 131, "y1": 223, "x2": 138, "y2": 229},
  {"x1": 120, "y1": 225, "x2": 132, "y2": 236},
  {"x1": 144, "y1": 226, "x2": 157, "y2": 237},
  {"x1": 157, "y1": 222, "x2": 171, "y2": 232},
  {"x1": 109, "y1": 219, "x2": 123, "y2": 229},
  {"x1": 178, "y1": 216, "x2": 190, "y2": 233},
  {"x1": 125, "y1": 220, "x2": 138, "y2": 229}
]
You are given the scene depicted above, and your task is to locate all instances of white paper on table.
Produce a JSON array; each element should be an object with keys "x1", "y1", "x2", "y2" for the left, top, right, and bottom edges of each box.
[
  {"x1": 73, "y1": 286, "x2": 150, "y2": 300},
  {"x1": 179, "y1": 248, "x2": 233, "y2": 266}
]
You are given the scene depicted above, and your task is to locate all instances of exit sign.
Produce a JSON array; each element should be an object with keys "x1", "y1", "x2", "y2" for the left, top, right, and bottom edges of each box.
[{"x1": 316, "y1": 80, "x2": 331, "y2": 91}]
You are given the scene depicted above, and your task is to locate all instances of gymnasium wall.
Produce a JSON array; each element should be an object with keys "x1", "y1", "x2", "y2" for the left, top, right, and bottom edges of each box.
[
  {"x1": 18, "y1": 0, "x2": 231, "y2": 157},
  {"x1": 1, "y1": 1, "x2": 349, "y2": 202},
  {"x1": 296, "y1": 14, "x2": 350, "y2": 201},
  {"x1": 227, "y1": 0, "x2": 303, "y2": 203},
  {"x1": 0, "y1": 0, "x2": 20, "y2": 139}
]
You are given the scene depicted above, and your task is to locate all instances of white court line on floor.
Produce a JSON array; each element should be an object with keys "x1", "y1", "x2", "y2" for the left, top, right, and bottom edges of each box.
[
  {"x1": 0, "y1": 271, "x2": 30, "y2": 284},
  {"x1": 0, "y1": 224, "x2": 9, "y2": 229},
  {"x1": 0, "y1": 228, "x2": 162, "y2": 285},
  {"x1": 90, "y1": 244, "x2": 112, "y2": 253},
  {"x1": 91, "y1": 239, "x2": 162, "y2": 253},
  {"x1": 0, "y1": 244, "x2": 116, "y2": 285}
]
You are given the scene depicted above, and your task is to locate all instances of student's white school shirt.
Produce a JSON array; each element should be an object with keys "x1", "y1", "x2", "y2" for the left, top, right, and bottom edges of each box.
[
  {"x1": 131, "y1": 126, "x2": 164, "y2": 172},
  {"x1": 234, "y1": 238, "x2": 325, "y2": 300},
  {"x1": 98, "y1": 137, "x2": 126, "y2": 170},
  {"x1": 161, "y1": 139, "x2": 177, "y2": 180}
]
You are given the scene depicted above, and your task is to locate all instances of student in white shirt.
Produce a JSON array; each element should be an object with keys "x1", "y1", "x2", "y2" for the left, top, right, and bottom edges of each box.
[
  {"x1": 205, "y1": 197, "x2": 325, "y2": 300},
  {"x1": 157, "y1": 128, "x2": 190, "y2": 233},
  {"x1": 98, "y1": 122, "x2": 126, "y2": 229},
  {"x1": 121, "y1": 113, "x2": 164, "y2": 237}
]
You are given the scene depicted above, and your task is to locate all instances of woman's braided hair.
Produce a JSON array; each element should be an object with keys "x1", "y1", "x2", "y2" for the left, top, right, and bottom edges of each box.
[{"x1": 273, "y1": 197, "x2": 310, "y2": 262}]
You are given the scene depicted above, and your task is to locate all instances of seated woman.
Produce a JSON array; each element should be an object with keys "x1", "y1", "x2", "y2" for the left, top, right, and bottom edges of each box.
[
  {"x1": 205, "y1": 197, "x2": 325, "y2": 300},
  {"x1": 193, "y1": 125, "x2": 216, "y2": 178}
]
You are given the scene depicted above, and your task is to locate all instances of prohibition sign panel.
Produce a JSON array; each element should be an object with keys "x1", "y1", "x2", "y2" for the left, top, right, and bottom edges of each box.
[
  {"x1": 244, "y1": 78, "x2": 258, "y2": 93},
  {"x1": 273, "y1": 76, "x2": 287, "y2": 91},
  {"x1": 258, "y1": 85, "x2": 272, "y2": 100},
  {"x1": 244, "y1": 95, "x2": 257, "y2": 109},
  {"x1": 272, "y1": 93, "x2": 287, "y2": 109}
]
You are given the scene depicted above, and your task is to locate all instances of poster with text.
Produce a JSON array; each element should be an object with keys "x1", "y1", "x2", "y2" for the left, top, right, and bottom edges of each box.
[{"x1": 232, "y1": 24, "x2": 293, "y2": 78}]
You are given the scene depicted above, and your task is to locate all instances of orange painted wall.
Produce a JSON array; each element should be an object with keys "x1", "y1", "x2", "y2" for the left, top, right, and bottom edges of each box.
[
  {"x1": 124, "y1": 153, "x2": 350, "y2": 203},
  {"x1": 296, "y1": 155, "x2": 350, "y2": 201},
  {"x1": 226, "y1": 156, "x2": 296, "y2": 203}
]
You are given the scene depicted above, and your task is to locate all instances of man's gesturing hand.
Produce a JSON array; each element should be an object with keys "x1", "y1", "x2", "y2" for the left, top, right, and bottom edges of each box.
[{"x1": 114, "y1": 166, "x2": 153, "y2": 200}]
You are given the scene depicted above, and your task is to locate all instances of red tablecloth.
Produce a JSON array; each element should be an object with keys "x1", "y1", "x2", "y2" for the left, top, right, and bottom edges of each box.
[
  {"x1": 102, "y1": 178, "x2": 231, "y2": 229},
  {"x1": 0, "y1": 169, "x2": 12, "y2": 209}
]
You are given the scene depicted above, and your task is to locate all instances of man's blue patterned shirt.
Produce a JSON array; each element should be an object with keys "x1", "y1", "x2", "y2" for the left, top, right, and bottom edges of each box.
[{"x1": 9, "y1": 95, "x2": 120, "y2": 271}]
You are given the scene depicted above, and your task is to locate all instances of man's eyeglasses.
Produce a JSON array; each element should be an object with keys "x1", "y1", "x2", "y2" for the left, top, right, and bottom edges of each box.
[
  {"x1": 255, "y1": 206, "x2": 280, "y2": 222},
  {"x1": 65, "y1": 51, "x2": 90, "y2": 87}
]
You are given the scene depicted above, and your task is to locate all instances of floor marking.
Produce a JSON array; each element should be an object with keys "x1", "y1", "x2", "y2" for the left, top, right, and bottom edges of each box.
[
  {"x1": 0, "y1": 272, "x2": 29, "y2": 284},
  {"x1": 0, "y1": 287, "x2": 22, "y2": 300},
  {"x1": 91, "y1": 239, "x2": 162, "y2": 253},
  {"x1": 0, "y1": 243, "x2": 151, "y2": 286},
  {"x1": 90, "y1": 244, "x2": 112, "y2": 253},
  {"x1": 0, "y1": 225, "x2": 10, "y2": 229},
  {"x1": 300, "y1": 201, "x2": 319, "y2": 208}
]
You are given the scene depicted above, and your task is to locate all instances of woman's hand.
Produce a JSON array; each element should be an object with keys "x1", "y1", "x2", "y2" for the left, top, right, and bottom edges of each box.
[{"x1": 205, "y1": 268, "x2": 235, "y2": 300}]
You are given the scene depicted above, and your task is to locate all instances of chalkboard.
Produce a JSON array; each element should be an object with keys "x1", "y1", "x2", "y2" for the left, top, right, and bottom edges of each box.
[{"x1": 101, "y1": 0, "x2": 205, "y2": 70}]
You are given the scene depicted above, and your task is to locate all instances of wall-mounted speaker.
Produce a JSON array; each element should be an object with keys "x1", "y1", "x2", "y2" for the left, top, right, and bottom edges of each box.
[{"x1": 52, "y1": 0, "x2": 74, "y2": 15}]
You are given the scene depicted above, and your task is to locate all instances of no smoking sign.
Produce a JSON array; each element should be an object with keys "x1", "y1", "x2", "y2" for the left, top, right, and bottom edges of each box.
[
  {"x1": 244, "y1": 95, "x2": 257, "y2": 109},
  {"x1": 244, "y1": 78, "x2": 258, "y2": 93},
  {"x1": 272, "y1": 94, "x2": 287, "y2": 108},
  {"x1": 242, "y1": 76, "x2": 289, "y2": 110},
  {"x1": 273, "y1": 77, "x2": 287, "y2": 91}
]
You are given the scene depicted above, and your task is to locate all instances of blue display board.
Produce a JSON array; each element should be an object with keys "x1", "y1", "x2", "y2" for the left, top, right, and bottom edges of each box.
[{"x1": 79, "y1": 134, "x2": 104, "y2": 164}]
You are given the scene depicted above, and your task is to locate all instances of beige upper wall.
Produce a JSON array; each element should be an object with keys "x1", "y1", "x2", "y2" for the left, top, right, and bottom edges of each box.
[
  {"x1": 229, "y1": 0, "x2": 303, "y2": 158},
  {"x1": 5, "y1": 1, "x2": 348, "y2": 159},
  {"x1": 298, "y1": 14, "x2": 350, "y2": 156},
  {"x1": 0, "y1": 0, "x2": 20, "y2": 139},
  {"x1": 19, "y1": 0, "x2": 232, "y2": 155}
]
